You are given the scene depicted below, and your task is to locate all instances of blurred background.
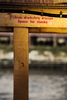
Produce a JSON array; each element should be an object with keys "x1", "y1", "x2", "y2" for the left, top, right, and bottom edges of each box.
[
  {"x1": 0, "y1": 32, "x2": 67, "y2": 100},
  {"x1": 0, "y1": 0, "x2": 67, "y2": 100}
]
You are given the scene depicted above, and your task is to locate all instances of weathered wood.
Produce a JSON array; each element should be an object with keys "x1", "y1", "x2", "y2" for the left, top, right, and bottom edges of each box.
[
  {"x1": 28, "y1": 9, "x2": 67, "y2": 14},
  {"x1": 0, "y1": 27, "x2": 13, "y2": 32},
  {"x1": 0, "y1": 27, "x2": 67, "y2": 33},
  {"x1": 54, "y1": 0, "x2": 67, "y2": 3},
  {"x1": 29, "y1": 28, "x2": 67, "y2": 33},
  {"x1": 1, "y1": 0, "x2": 67, "y2": 4},
  {"x1": 0, "y1": 13, "x2": 67, "y2": 29},
  {"x1": 0, "y1": 1, "x2": 67, "y2": 8},
  {"x1": 14, "y1": 28, "x2": 29, "y2": 100}
]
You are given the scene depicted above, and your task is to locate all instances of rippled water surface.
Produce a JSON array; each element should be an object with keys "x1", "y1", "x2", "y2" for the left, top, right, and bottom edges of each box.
[
  {"x1": 0, "y1": 68, "x2": 67, "y2": 100},
  {"x1": 29, "y1": 69, "x2": 67, "y2": 100}
]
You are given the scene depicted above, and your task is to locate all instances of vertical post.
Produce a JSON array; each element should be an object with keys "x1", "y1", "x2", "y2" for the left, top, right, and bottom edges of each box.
[
  {"x1": 53, "y1": 36, "x2": 57, "y2": 47},
  {"x1": 29, "y1": 36, "x2": 32, "y2": 47},
  {"x1": 10, "y1": 36, "x2": 13, "y2": 45},
  {"x1": 66, "y1": 38, "x2": 67, "y2": 46},
  {"x1": 0, "y1": 37, "x2": 1, "y2": 45},
  {"x1": 14, "y1": 28, "x2": 29, "y2": 100}
]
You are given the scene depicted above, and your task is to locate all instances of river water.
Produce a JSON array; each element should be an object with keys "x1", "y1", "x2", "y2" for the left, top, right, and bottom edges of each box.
[
  {"x1": 0, "y1": 68, "x2": 67, "y2": 100},
  {"x1": 29, "y1": 68, "x2": 67, "y2": 100}
]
